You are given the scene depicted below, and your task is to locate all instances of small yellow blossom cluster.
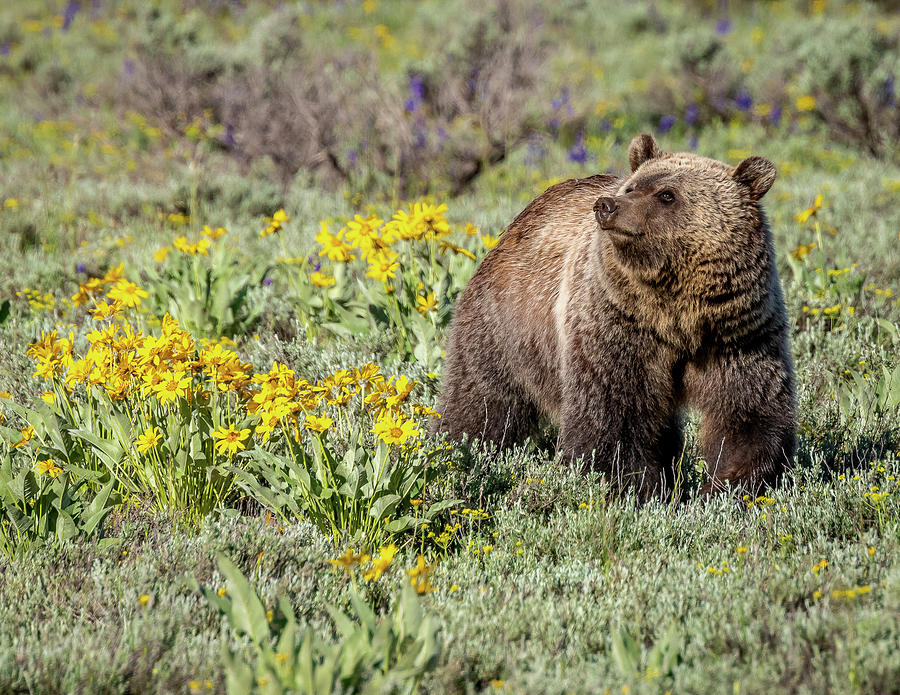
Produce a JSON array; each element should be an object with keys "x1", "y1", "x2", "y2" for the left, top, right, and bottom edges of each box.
[
  {"x1": 812, "y1": 559, "x2": 828, "y2": 575},
  {"x1": 305, "y1": 202, "x2": 485, "y2": 286},
  {"x1": 260, "y1": 209, "x2": 290, "y2": 239},
  {"x1": 427, "y1": 521, "x2": 462, "y2": 548},
  {"x1": 155, "y1": 225, "x2": 227, "y2": 261},
  {"x1": 22, "y1": 311, "x2": 437, "y2": 468},
  {"x1": 16, "y1": 288, "x2": 56, "y2": 311},
  {"x1": 25, "y1": 315, "x2": 251, "y2": 421},
  {"x1": 329, "y1": 544, "x2": 397, "y2": 581},
  {"x1": 744, "y1": 495, "x2": 776, "y2": 508},
  {"x1": 830, "y1": 585, "x2": 872, "y2": 600},
  {"x1": 246, "y1": 361, "x2": 432, "y2": 446},
  {"x1": 329, "y1": 546, "x2": 438, "y2": 592},
  {"x1": 865, "y1": 283, "x2": 894, "y2": 299},
  {"x1": 864, "y1": 486, "x2": 890, "y2": 504},
  {"x1": 71, "y1": 263, "x2": 149, "y2": 315},
  {"x1": 453, "y1": 507, "x2": 490, "y2": 520},
  {"x1": 698, "y1": 561, "x2": 730, "y2": 576},
  {"x1": 407, "y1": 554, "x2": 437, "y2": 593}
]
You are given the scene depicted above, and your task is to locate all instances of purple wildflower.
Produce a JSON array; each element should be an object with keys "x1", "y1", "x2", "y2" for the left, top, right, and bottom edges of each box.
[
  {"x1": 264, "y1": 277, "x2": 273, "y2": 287},
  {"x1": 769, "y1": 104, "x2": 782, "y2": 125},
  {"x1": 734, "y1": 90, "x2": 753, "y2": 112},
  {"x1": 220, "y1": 123, "x2": 235, "y2": 149},
  {"x1": 409, "y1": 75, "x2": 425, "y2": 101},
  {"x1": 658, "y1": 114, "x2": 676, "y2": 134},
  {"x1": 405, "y1": 74, "x2": 425, "y2": 113},
  {"x1": 551, "y1": 90, "x2": 568, "y2": 111},
  {"x1": 715, "y1": 18, "x2": 731, "y2": 35},
  {"x1": 63, "y1": 1, "x2": 80, "y2": 31},
  {"x1": 684, "y1": 103, "x2": 699, "y2": 125},
  {"x1": 568, "y1": 133, "x2": 587, "y2": 164},
  {"x1": 882, "y1": 75, "x2": 895, "y2": 107},
  {"x1": 347, "y1": 149, "x2": 358, "y2": 164},
  {"x1": 0, "y1": 44, "x2": 9, "y2": 57},
  {"x1": 123, "y1": 58, "x2": 135, "y2": 76},
  {"x1": 77, "y1": 263, "x2": 86, "y2": 274},
  {"x1": 689, "y1": 135, "x2": 698, "y2": 150}
]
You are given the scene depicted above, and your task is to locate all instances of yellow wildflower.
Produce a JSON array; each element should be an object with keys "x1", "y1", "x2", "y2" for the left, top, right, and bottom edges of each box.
[
  {"x1": 203, "y1": 225, "x2": 228, "y2": 239},
  {"x1": 305, "y1": 415, "x2": 333, "y2": 433},
  {"x1": 310, "y1": 271, "x2": 336, "y2": 287},
  {"x1": 365, "y1": 249, "x2": 400, "y2": 283},
  {"x1": 153, "y1": 246, "x2": 171, "y2": 262},
  {"x1": 260, "y1": 209, "x2": 290, "y2": 238},
  {"x1": 212, "y1": 424, "x2": 252, "y2": 456},
  {"x1": 71, "y1": 277, "x2": 106, "y2": 306},
  {"x1": 315, "y1": 222, "x2": 355, "y2": 262},
  {"x1": 329, "y1": 547, "x2": 370, "y2": 572},
  {"x1": 344, "y1": 214, "x2": 384, "y2": 252},
  {"x1": 173, "y1": 235, "x2": 211, "y2": 256},
  {"x1": 371, "y1": 412, "x2": 420, "y2": 445},
  {"x1": 35, "y1": 459, "x2": 62, "y2": 478},
  {"x1": 89, "y1": 298, "x2": 122, "y2": 320},
  {"x1": 363, "y1": 544, "x2": 397, "y2": 582},
  {"x1": 481, "y1": 233, "x2": 499, "y2": 249},
  {"x1": 107, "y1": 279, "x2": 149, "y2": 308},
  {"x1": 152, "y1": 370, "x2": 192, "y2": 404},
  {"x1": 135, "y1": 426, "x2": 163, "y2": 453},
  {"x1": 407, "y1": 554, "x2": 437, "y2": 593},
  {"x1": 12, "y1": 425, "x2": 35, "y2": 448},
  {"x1": 796, "y1": 95, "x2": 816, "y2": 112},
  {"x1": 438, "y1": 240, "x2": 477, "y2": 260},
  {"x1": 795, "y1": 194, "x2": 823, "y2": 224},
  {"x1": 415, "y1": 292, "x2": 437, "y2": 316}
]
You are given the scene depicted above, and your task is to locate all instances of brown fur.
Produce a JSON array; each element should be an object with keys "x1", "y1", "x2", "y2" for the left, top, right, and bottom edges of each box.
[{"x1": 434, "y1": 134, "x2": 796, "y2": 499}]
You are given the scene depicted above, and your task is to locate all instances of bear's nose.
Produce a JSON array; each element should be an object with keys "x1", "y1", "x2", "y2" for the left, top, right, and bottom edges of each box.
[{"x1": 594, "y1": 197, "x2": 618, "y2": 226}]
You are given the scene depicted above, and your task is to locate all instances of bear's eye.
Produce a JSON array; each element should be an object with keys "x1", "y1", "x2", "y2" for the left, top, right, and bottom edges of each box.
[{"x1": 657, "y1": 190, "x2": 676, "y2": 205}]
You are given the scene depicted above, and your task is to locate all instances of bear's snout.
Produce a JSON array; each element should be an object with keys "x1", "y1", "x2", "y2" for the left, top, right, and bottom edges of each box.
[{"x1": 594, "y1": 196, "x2": 618, "y2": 227}]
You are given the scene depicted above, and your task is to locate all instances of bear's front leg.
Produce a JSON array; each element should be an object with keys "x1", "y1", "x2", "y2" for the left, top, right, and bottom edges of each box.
[
  {"x1": 558, "y1": 331, "x2": 682, "y2": 500},
  {"x1": 687, "y1": 345, "x2": 796, "y2": 495}
]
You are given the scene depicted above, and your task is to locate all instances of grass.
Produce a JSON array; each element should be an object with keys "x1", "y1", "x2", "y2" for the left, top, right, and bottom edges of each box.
[{"x1": 0, "y1": 1, "x2": 899, "y2": 693}]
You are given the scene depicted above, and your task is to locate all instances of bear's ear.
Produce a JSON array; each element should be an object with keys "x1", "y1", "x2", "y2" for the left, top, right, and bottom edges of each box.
[
  {"x1": 732, "y1": 156, "x2": 777, "y2": 201},
  {"x1": 628, "y1": 133, "x2": 662, "y2": 173}
]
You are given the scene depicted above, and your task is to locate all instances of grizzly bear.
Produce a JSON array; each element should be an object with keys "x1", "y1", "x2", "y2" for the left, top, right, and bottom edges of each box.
[{"x1": 434, "y1": 133, "x2": 796, "y2": 498}]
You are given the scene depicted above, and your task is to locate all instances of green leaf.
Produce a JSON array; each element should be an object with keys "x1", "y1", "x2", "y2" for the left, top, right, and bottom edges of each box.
[
  {"x1": 81, "y1": 479, "x2": 117, "y2": 536},
  {"x1": 369, "y1": 494, "x2": 401, "y2": 521},
  {"x1": 69, "y1": 429, "x2": 126, "y2": 471},
  {"x1": 54, "y1": 509, "x2": 78, "y2": 542},
  {"x1": 215, "y1": 553, "x2": 271, "y2": 646},
  {"x1": 610, "y1": 626, "x2": 640, "y2": 677}
]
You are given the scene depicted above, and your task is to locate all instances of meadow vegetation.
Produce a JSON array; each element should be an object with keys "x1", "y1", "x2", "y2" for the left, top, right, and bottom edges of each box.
[{"x1": 0, "y1": 1, "x2": 899, "y2": 693}]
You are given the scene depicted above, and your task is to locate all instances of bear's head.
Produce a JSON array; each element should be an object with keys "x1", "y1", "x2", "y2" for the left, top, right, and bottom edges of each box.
[{"x1": 594, "y1": 133, "x2": 776, "y2": 279}]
